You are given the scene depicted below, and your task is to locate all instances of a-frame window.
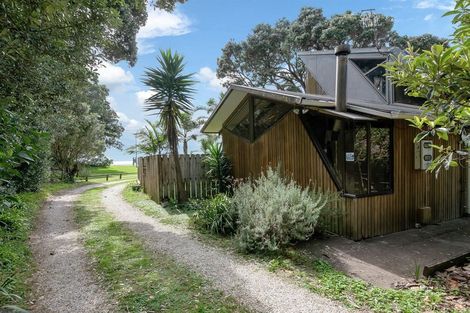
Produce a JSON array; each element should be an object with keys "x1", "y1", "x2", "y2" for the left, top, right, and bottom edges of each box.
[{"x1": 225, "y1": 96, "x2": 291, "y2": 142}]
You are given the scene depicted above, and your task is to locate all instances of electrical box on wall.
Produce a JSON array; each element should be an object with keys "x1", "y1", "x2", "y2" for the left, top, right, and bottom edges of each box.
[{"x1": 414, "y1": 140, "x2": 433, "y2": 170}]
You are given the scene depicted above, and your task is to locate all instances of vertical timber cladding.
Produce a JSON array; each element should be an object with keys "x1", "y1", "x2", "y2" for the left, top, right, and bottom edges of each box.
[{"x1": 222, "y1": 112, "x2": 463, "y2": 240}]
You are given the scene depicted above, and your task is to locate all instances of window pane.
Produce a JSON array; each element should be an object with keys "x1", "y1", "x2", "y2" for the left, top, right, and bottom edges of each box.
[
  {"x1": 370, "y1": 125, "x2": 392, "y2": 193},
  {"x1": 253, "y1": 98, "x2": 291, "y2": 139},
  {"x1": 225, "y1": 99, "x2": 250, "y2": 139},
  {"x1": 351, "y1": 58, "x2": 386, "y2": 73},
  {"x1": 393, "y1": 85, "x2": 424, "y2": 106},
  {"x1": 302, "y1": 112, "x2": 344, "y2": 183},
  {"x1": 366, "y1": 66, "x2": 386, "y2": 96},
  {"x1": 344, "y1": 125, "x2": 368, "y2": 195}
]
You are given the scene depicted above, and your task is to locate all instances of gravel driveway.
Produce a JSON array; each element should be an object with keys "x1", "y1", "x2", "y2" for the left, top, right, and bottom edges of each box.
[
  {"x1": 102, "y1": 183, "x2": 348, "y2": 313},
  {"x1": 29, "y1": 184, "x2": 115, "y2": 313}
]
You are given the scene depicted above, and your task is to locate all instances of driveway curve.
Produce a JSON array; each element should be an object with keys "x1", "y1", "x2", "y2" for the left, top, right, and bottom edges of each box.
[{"x1": 102, "y1": 183, "x2": 348, "y2": 313}]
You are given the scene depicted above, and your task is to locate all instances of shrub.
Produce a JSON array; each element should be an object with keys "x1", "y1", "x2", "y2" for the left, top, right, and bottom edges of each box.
[
  {"x1": 233, "y1": 166, "x2": 332, "y2": 252},
  {"x1": 203, "y1": 143, "x2": 232, "y2": 193},
  {"x1": 190, "y1": 194, "x2": 237, "y2": 235}
]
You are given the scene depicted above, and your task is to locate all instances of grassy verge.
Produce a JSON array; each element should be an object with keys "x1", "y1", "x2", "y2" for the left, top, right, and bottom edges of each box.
[
  {"x1": 0, "y1": 182, "x2": 85, "y2": 308},
  {"x1": 122, "y1": 185, "x2": 454, "y2": 313},
  {"x1": 76, "y1": 187, "x2": 249, "y2": 313},
  {"x1": 122, "y1": 184, "x2": 192, "y2": 225}
]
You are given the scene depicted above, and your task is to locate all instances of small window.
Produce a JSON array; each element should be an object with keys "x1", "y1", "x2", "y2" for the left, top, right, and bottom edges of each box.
[
  {"x1": 225, "y1": 99, "x2": 250, "y2": 140},
  {"x1": 254, "y1": 98, "x2": 291, "y2": 139},
  {"x1": 393, "y1": 85, "x2": 424, "y2": 106}
]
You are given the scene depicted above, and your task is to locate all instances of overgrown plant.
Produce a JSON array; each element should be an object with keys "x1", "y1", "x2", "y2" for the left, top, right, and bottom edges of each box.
[
  {"x1": 190, "y1": 194, "x2": 237, "y2": 235},
  {"x1": 385, "y1": 0, "x2": 469, "y2": 174},
  {"x1": 203, "y1": 143, "x2": 232, "y2": 193},
  {"x1": 233, "y1": 166, "x2": 332, "y2": 252}
]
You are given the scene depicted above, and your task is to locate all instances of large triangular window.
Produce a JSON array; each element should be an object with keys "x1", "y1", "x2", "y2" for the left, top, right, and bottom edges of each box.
[
  {"x1": 225, "y1": 97, "x2": 291, "y2": 141},
  {"x1": 351, "y1": 58, "x2": 387, "y2": 96}
]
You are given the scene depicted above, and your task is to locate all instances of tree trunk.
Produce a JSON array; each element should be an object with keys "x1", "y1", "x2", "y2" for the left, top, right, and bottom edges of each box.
[{"x1": 168, "y1": 118, "x2": 187, "y2": 202}]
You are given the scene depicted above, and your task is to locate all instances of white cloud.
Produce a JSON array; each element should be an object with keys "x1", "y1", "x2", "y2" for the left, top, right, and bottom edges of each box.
[
  {"x1": 135, "y1": 90, "x2": 156, "y2": 107},
  {"x1": 106, "y1": 96, "x2": 117, "y2": 109},
  {"x1": 117, "y1": 112, "x2": 142, "y2": 131},
  {"x1": 424, "y1": 13, "x2": 434, "y2": 21},
  {"x1": 97, "y1": 61, "x2": 134, "y2": 90},
  {"x1": 196, "y1": 67, "x2": 226, "y2": 91},
  {"x1": 415, "y1": 0, "x2": 454, "y2": 10},
  {"x1": 137, "y1": 7, "x2": 191, "y2": 55}
]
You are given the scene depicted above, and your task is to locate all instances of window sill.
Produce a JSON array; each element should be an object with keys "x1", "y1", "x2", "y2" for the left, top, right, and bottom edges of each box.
[{"x1": 341, "y1": 191, "x2": 394, "y2": 199}]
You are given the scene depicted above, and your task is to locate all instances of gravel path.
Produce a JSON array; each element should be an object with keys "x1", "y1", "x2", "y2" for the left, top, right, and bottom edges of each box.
[
  {"x1": 102, "y1": 183, "x2": 348, "y2": 313},
  {"x1": 29, "y1": 184, "x2": 116, "y2": 313}
]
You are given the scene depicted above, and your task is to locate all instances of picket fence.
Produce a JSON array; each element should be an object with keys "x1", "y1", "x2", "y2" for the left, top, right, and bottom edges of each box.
[{"x1": 138, "y1": 154, "x2": 217, "y2": 203}]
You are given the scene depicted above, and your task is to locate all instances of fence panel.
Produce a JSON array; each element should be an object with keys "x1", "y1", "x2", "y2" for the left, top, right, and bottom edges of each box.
[{"x1": 137, "y1": 154, "x2": 213, "y2": 203}]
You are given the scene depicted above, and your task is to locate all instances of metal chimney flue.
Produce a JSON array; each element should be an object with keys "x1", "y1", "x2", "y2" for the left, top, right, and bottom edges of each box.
[{"x1": 334, "y1": 44, "x2": 351, "y2": 112}]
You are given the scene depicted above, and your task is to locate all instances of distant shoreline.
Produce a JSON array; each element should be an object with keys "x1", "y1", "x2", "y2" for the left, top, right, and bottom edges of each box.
[{"x1": 112, "y1": 160, "x2": 133, "y2": 166}]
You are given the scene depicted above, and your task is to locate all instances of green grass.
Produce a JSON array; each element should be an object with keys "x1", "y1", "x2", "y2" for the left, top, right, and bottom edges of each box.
[
  {"x1": 122, "y1": 184, "x2": 191, "y2": 225},
  {"x1": 88, "y1": 165, "x2": 137, "y2": 175},
  {"x1": 121, "y1": 185, "x2": 455, "y2": 313},
  {"x1": 77, "y1": 165, "x2": 137, "y2": 183},
  {"x1": 75, "y1": 188, "x2": 250, "y2": 313},
  {"x1": 0, "y1": 182, "x2": 85, "y2": 308}
]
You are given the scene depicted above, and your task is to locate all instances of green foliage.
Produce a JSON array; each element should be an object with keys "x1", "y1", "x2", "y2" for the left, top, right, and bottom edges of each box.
[
  {"x1": 203, "y1": 143, "x2": 232, "y2": 193},
  {"x1": 190, "y1": 194, "x2": 237, "y2": 235},
  {"x1": 143, "y1": 49, "x2": 196, "y2": 202},
  {"x1": 233, "y1": 167, "x2": 331, "y2": 252},
  {"x1": 217, "y1": 7, "x2": 446, "y2": 92},
  {"x1": 127, "y1": 119, "x2": 168, "y2": 156},
  {"x1": 385, "y1": 0, "x2": 470, "y2": 173},
  {"x1": 76, "y1": 188, "x2": 248, "y2": 313}
]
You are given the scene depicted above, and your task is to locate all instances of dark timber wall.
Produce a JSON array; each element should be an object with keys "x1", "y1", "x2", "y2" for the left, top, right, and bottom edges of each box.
[{"x1": 222, "y1": 112, "x2": 464, "y2": 240}]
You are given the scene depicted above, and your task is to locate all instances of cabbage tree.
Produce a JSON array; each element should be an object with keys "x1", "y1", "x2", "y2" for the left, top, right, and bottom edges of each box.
[{"x1": 143, "y1": 49, "x2": 195, "y2": 202}]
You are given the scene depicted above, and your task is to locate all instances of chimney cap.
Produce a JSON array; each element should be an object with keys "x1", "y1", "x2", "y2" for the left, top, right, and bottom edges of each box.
[{"x1": 334, "y1": 44, "x2": 351, "y2": 56}]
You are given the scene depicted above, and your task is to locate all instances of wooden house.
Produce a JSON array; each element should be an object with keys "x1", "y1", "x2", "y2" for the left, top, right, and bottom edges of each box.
[{"x1": 202, "y1": 46, "x2": 466, "y2": 240}]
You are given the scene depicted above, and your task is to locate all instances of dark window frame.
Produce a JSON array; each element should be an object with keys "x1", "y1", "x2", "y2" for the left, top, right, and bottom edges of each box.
[
  {"x1": 300, "y1": 112, "x2": 394, "y2": 198},
  {"x1": 223, "y1": 95, "x2": 292, "y2": 143}
]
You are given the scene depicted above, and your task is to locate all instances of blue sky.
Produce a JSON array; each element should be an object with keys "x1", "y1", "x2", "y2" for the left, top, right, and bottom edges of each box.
[{"x1": 99, "y1": 0, "x2": 455, "y2": 162}]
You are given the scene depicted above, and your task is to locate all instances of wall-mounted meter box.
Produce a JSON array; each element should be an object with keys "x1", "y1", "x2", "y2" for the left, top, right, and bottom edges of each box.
[{"x1": 414, "y1": 140, "x2": 433, "y2": 170}]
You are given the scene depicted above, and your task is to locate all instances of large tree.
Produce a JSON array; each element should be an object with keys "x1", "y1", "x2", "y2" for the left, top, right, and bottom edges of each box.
[
  {"x1": 217, "y1": 8, "x2": 447, "y2": 92},
  {"x1": 385, "y1": 0, "x2": 469, "y2": 174},
  {"x1": 143, "y1": 49, "x2": 196, "y2": 202},
  {"x1": 0, "y1": 0, "x2": 188, "y2": 192}
]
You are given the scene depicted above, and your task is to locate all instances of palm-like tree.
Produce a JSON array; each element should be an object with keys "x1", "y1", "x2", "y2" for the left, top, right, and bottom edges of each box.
[
  {"x1": 126, "y1": 120, "x2": 167, "y2": 156},
  {"x1": 142, "y1": 49, "x2": 195, "y2": 202}
]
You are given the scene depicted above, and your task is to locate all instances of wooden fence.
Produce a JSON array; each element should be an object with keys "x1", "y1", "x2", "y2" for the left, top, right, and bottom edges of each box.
[{"x1": 138, "y1": 154, "x2": 217, "y2": 203}]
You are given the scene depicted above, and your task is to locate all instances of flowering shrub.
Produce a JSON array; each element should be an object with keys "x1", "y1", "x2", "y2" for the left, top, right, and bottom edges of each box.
[{"x1": 233, "y1": 167, "x2": 331, "y2": 252}]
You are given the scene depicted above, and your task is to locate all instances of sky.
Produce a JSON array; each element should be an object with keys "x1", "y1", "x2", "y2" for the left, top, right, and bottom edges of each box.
[{"x1": 99, "y1": 0, "x2": 455, "y2": 162}]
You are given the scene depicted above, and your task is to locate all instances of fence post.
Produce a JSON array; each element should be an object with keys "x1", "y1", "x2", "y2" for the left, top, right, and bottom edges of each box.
[
  {"x1": 119, "y1": 174, "x2": 122, "y2": 180},
  {"x1": 106, "y1": 175, "x2": 109, "y2": 181}
]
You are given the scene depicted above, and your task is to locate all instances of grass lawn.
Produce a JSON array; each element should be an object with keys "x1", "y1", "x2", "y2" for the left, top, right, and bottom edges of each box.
[
  {"x1": 0, "y1": 182, "x2": 86, "y2": 309},
  {"x1": 78, "y1": 165, "x2": 137, "y2": 183},
  {"x1": 122, "y1": 185, "x2": 452, "y2": 313},
  {"x1": 88, "y1": 165, "x2": 137, "y2": 175},
  {"x1": 76, "y1": 188, "x2": 250, "y2": 313}
]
